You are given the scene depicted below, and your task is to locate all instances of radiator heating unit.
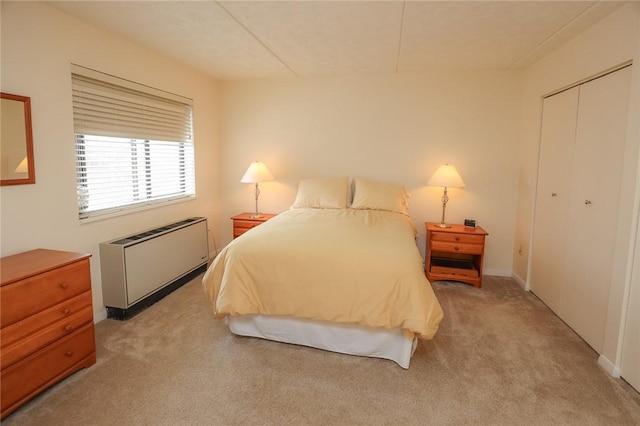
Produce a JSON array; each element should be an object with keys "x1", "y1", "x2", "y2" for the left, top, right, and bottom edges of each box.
[{"x1": 100, "y1": 217, "x2": 209, "y2": 319}]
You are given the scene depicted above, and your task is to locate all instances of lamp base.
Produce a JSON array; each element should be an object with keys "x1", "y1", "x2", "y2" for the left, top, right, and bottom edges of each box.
[
  {"x1": 435, "y1": 222, "x2": 452, "y2": 228},
  {"x1": 249, "y1": 213, "x2": 263, "y2": 219}
]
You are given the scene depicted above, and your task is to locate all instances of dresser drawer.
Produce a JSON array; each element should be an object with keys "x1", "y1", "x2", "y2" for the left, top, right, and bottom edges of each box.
[
  {"x1": 430, "y1": 232, "x2": 485, "y2": 244},
  {"x1": 431, "y1": 240, "x2": 485, "y2": 255},
  {"x1": 1, "y1": 323, "x2": 96, "y2": 414},
  {"x1": 1, "y1": 259, "x2": 91, "y2": 327},
  {"x1": 1, "y1": 292, "x2": 92, "y2": 350},
  {"x1": 1, "y1": 304, "x2": 93, "y2": 370}
]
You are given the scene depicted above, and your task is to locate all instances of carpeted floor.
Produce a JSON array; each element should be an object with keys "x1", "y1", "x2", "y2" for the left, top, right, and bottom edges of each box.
[{"x1": 4, "y1": 275, "x2": 640, "y2": 425}]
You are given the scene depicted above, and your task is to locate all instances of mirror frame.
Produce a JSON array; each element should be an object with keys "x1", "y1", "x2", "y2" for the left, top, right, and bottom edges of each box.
[{"x1": 1, "y1": 92, "x2": 35, "y2": 186}]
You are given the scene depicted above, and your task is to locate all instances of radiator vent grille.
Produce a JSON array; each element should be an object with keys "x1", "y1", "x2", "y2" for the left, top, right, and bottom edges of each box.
[{"x1": 111, "y1": 217, "x2": 201, "y2": 245}]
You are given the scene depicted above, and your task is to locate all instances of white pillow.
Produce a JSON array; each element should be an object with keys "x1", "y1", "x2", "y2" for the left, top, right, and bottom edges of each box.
[
  {"x1": 291, "y1": 177, "x2": 349, "y2": 209},
  {"x1": 351, "y1": 178, "x2": 409, "y2": 214}
]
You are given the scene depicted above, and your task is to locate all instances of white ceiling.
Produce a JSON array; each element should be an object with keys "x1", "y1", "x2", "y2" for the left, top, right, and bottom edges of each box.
[{"x1": 49, "y1": 1, "x2": 627, "y2": 81}]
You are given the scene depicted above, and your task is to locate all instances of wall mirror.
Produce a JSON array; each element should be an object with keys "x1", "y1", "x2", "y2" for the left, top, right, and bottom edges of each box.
[{"x1": 1, "y1": 92, "x2": 35, "y2": 185}]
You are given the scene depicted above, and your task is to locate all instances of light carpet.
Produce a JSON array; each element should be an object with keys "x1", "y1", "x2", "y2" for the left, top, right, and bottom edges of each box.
[{"x1": 4, "y1": 275, "x2": 640, "y2": 425}]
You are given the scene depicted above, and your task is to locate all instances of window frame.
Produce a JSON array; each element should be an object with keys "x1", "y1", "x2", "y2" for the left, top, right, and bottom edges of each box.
[{"x1": 71, "y1": 65, "x2": 196, "y2": 221}]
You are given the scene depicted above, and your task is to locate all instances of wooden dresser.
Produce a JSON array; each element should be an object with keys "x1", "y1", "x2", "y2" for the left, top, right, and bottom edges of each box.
[
  {"x1": 0, "y1": 249, "x2": 96, "y2": 419},
  {"x1": 425, "y1": 223, "x2": 488, "y2": 288},
  {"x1": 231, "y1": 212, "x2": 277, "y2": 238}
]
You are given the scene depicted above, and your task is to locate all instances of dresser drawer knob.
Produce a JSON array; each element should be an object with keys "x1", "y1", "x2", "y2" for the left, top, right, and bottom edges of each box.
[
  {"x1": 64, "y1": 325, "x2": 74, "y2": 332},
  {"x1": 65, "y1": 351, "x2": 74, "y2": 357},
  {"x1": 454, "y1": 246, "x2": 460, "y2": 251},
  {"x1": 455, "y1": 237, "x2": 460, "y2": 241},
  {"x1": 60, "y1": 282, "x2": 70, "y2": 290},
  {"x1": 63, "y1": 308, "x2": 71, "y2": 315}
]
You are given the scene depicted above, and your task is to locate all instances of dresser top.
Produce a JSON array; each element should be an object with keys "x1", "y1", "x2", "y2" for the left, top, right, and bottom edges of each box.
[{"x1": 1, "y1": 249, "x2": 91, "y2": 286}]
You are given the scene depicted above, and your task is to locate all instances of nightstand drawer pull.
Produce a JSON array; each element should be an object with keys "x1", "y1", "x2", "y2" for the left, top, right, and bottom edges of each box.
[
  {"x1": 65, "y1": 350, "x2": 74, "y2": 357},
  {"x1": 60, "y1": 282, "x2": 70, "y2": 290}
]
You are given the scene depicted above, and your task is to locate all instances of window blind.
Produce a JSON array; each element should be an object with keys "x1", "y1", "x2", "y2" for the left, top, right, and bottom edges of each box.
[{"x1": 72, "y1": 68, "x2": 195, "y2": 220}]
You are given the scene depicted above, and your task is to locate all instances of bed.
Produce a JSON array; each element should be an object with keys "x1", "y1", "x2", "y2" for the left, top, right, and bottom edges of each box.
[{"x1": 202, "y1": 177, "x2": 443, "y2": 368}]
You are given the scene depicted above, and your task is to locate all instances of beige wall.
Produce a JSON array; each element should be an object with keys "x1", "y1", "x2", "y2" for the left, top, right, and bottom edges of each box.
[
  {"x1": 4, "y1": 2, "x2": 637, "y2": 370},
  {"x1": 218, "y1": 71, "x2": 523, "y2": 275},
  {"x1": 514, "y1": 3, "x2": 640, "y2": 370},
  {"x1": 0, "y1": 2, "x2": 221, "y2": 319}
]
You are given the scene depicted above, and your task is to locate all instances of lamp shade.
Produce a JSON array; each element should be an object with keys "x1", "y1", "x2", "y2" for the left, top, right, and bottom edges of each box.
[
  {"x1": 240, "y1": 161, "x2": 274, "y2": 183},
  {"x1": 14, "y1": 156, "x2": 28, "y2": 174},
  {"x1": 427, "y1": 164, "x2": 465, "y2": 188}
]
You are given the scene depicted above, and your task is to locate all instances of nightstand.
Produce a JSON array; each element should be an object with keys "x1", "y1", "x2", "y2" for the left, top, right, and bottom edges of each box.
[
  {"x1": 425, "y1": 222, "x2": 488, "y2": 288},
  {"x1": 231, "y1": 213, "x2": 277, "y2": 239}
]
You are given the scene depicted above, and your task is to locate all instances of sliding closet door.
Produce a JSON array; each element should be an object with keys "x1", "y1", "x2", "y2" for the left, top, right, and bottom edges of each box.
[
  {"x1": 560, "y1": 66, "x2": 632, "y2": 353},
  {"x1": 621, "y1": 222, "x2": 640, "y2": 392},
  {"x1": 530, "y1": 87, "x2": 579, "y2": 313},
  {"x1": 531, "y1": 65, "x2": 632, "y2": 354}
]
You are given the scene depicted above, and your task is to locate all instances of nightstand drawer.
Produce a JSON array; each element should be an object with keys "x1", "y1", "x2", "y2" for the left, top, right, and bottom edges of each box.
[
  {"x1": 430, "y1": 232, "x2": 485, "y2": 244},
  {"x1": 234, "y1": 220, "x2": 261, "y2": 230},
  {"x1": 233, "y1": 228, "x2": 251, "y2": 238},
  {"x1": 431, "y1": 265, "x2": 479, "y2": 278},
  {"x1": 431, "y1": 241, "x2": 484, "y2": 255}
]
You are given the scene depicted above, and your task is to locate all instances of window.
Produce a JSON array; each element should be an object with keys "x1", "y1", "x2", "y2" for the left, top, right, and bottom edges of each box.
[{"x1": 72, "y1": 66, "x2": 195, "y2": 220}]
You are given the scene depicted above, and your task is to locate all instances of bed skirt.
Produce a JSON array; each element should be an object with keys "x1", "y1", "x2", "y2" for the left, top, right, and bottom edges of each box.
[{"x1": 227, "y1": 314, "x2": 417, "y2": 368}]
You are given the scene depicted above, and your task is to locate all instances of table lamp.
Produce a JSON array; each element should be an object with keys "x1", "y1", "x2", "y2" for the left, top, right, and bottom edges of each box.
[
  {"x1": 241, "y1": 161, "x2": 274, "y2": 218},
  {"x1": 427, "y1": 164, "x2": 465, "y2": 228}
]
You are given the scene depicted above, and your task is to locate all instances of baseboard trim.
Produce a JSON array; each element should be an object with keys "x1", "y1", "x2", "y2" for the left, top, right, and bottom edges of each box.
[
  {"x1": 483, "y1": 268, "x2": 511, "y2": 277},
  {"x1": 598, "y1": 354, "x2": 621, "y2": 377},
  {"x1": 511, "y1": 272, "x2": 527, "y2": 290},
  {"x1": 94, "y1": 308, "x2": 108, "y2": 323}
]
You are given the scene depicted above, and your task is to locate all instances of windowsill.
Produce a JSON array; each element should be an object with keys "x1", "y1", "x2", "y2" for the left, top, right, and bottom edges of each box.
[{"x1": 79, "y1": 195, "x2": 197, "y2": 224}]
